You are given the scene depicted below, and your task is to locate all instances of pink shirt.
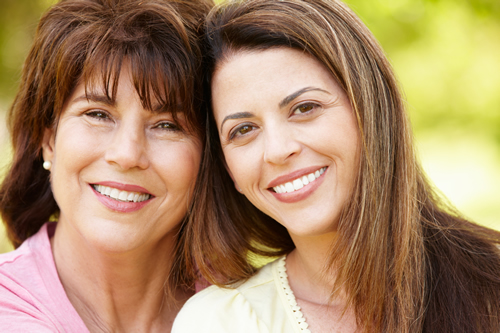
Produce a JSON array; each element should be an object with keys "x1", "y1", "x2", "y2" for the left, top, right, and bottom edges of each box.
[{"x1": 0, "y1": 223, "x2": 88, "y2": 332}]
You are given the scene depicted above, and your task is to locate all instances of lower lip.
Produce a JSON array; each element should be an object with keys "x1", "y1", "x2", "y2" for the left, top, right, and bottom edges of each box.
[
  {"x1": 270, "y1": 168, "x2": 327, "y2": 203},
  {"x1": 91, "y1": 185, "x2": 152, "y2": 213}
]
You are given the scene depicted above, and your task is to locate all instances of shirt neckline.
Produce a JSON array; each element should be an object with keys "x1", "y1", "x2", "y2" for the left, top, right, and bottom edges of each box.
[{"x1": 275, "y1": 256, "x2": 312, "y2": 332}]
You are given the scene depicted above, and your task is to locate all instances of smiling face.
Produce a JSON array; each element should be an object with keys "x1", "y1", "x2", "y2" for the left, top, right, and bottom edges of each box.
[
  {"x1": 212, "y1": 48, "x2": 360, "y2": 239},
  {"x1": 42, "y1": 66, "x2": 202, "y2": 252}
]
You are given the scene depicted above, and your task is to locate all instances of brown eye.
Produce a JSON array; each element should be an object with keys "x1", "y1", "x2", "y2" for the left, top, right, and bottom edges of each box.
[
  {"x1": 229, "y1": 124, "x2": 256, "y2": 140},
  {"x1": 293, "y1": 103, "x2": 317, "y2": 115},
  {"x1": 299, "y1": 105, "x2": 313, "y2": 112},
  {"x1": 238, "y1": 125, "x2": 253, "y2": 135}
]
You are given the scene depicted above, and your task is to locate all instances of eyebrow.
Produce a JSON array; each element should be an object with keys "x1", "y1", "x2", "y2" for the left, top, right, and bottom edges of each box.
[
  {"x1": 70, "y1": 93, "x2": 114, "y2": 106},
  {"x1": 70, "y1": 93, "x2": 173, "y2": 113},
  {"x1": 278, "y1": 87, "x2": 330, "y2": 108},
  {"x1": 219, "y1": 87, "x2": 330, "y2": 133},
  {"x1": 220, "y1": 111, "x2": 254, "y2": 133}
]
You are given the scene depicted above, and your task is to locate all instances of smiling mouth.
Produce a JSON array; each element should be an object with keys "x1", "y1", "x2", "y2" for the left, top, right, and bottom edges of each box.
[
  {"x1": 272, "y1": 167, "x2": 327, "y2": 194},
  {"x1": 92, "y1": 184, "x2": 152, "y2": 203}
]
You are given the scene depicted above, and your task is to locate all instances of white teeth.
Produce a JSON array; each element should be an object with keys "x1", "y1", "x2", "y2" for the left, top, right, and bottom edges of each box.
[
  {"x1": 104, "y1": 186, "x2": 112, "y2": 196},
  {"x1": 272, "y1": 167, "x2": 326, "y2": 194},
  {"x1": 118, "y1": 191, "x2": 128, "y2": 201},
  {"x1": 93, "y1": 185, "x2": 151, "y2": 203},
  {"x1": 110, "y1": 189, "x2": 119, "y2": 200},
  {"x1": 292, "y1": 179, "x2": 303, "y2": 190}
]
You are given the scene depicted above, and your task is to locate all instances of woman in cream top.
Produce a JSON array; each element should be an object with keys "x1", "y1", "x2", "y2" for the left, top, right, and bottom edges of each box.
[
  {"x1": 175, "y1": 0, "x2": 500, "y2": 332},
  {"x1": 175, "y1": 257, "x2": 314, "y2": 332}
]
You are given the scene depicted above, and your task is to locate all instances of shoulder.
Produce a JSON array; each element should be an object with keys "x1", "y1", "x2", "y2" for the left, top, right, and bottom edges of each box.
[
  {"x1": 0, "y1": 291, "x2": 58, "y2": 332},
  {"x1": 0, "y1": 224, "x2": 49, "y2": 286},
  {"x1": 173, "y1": 258, "x2": 283, "y2": 333},
  {"x1": 0, "y1": 223, "x2": 85, "y2": 332},
  {"x1": 0, "y1": 237, "x2": 39, "y2": 289},
  {"x1": 0, "y1": 238, "x2": 57, "y2": 331}
]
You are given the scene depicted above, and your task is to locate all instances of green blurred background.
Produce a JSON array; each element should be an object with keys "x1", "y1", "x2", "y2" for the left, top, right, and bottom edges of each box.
[{"x1": 0, "y1": 0, "x2": 499, "y2": 253}]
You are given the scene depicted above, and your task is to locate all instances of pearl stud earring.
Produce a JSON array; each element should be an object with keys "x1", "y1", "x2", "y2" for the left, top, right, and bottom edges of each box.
[{"x1": 43, "y1": 161, "x2": 52, "y2": 170}]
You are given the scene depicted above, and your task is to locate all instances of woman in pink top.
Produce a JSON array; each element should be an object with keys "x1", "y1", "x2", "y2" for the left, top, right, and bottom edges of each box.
[{"x1": 0, "y1": 0, "x2": 212, "y2": 331}]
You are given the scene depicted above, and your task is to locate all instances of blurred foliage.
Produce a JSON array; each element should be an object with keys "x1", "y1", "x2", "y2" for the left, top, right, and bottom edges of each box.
[
  {"x1": 0, "y1": 0, "x2": 499, "y2": 253},
  {"x1": 0, "y1": 0, "x2": 57, "y2": 253},
  {"x1": 346, "y1": 0, "x2": 500, "y2": 136},
  {"x1": 345, "y1": 0, "x2": 500, "y2": 230},
  {"x1": 0, "y1": 0, "x2": 56, "y2": 102}
]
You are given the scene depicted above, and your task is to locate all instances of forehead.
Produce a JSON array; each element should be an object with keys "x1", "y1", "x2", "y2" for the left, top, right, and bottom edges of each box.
[
  {"x1": 214, "y1": 48, "x2": 334, "y2": 88},
  {"x1": 217, "y1": 47, "x2": 323, "y2": 75},
  {"x1": 211, "y1": 48, "x2": 340, "y2": 114}
]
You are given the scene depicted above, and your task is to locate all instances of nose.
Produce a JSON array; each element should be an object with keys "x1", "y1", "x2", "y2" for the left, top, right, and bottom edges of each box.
[
  {"x1": 104, "y1": 119, "x2": 150, "y2": 170},
  {"x1": 263, "y1": 123, "x2": 302, "y2": 165}
]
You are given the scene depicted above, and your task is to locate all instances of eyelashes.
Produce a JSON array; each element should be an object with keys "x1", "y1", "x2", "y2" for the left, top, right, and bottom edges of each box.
[
  {"x1": 229, "y1": 123, "x2": 256, "y2": 140},
  {"x1": 154, "y1": 121, "x2": 181, "y2": 132},
  {"x1": 85, "y1": 110, "x2": 110, "y2": 120},
  {"x1": 226, "y1": 102, "x2": 321, "y2": 141},
  {"x1": 84, "y1": 109, "x2": 182, "y2": 132},
  {"x1": 292, "y1": 102, "x2": 320, "y2": 115}
]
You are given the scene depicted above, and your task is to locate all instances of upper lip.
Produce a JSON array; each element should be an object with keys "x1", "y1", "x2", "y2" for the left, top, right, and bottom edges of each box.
[
  {"x1": 267, "y1": 166, "x2": 326, "y2": 188},
  {"x1": 91, "y1": 181, "x2": 153, "y2": 196}
]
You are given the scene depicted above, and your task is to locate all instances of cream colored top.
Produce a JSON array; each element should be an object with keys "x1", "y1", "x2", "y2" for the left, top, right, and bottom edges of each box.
[{"x1": 172, "y1": 256, "x2": 311, "y2": 333}]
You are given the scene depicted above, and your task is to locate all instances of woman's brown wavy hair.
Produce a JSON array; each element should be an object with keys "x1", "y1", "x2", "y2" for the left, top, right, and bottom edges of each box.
[
  {"x1": 0, "y1": 0, "x2": 213, "y2": 291},
  {"x1": 184, "y1": 0, "x2": 500, "y2": 331}
]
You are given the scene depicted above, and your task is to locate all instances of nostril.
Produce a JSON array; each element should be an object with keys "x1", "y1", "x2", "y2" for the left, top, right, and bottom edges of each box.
[
  {"x1": 104, "y1": 138, "x2": 149, "y2": 170},
  {"x1": 263, "y1": 139, "x2": 302, "y2": 165}
]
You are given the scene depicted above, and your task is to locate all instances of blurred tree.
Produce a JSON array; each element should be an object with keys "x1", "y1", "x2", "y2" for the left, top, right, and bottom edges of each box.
[
  {"x1": 0, "y1": 0, "x2": 56, "y2": 103},
  {"x1": 0, "y1": 0, "x2": 56, "y2": 253},
  {"x1": 345, "y1": 0, "x2": 500, "y2": 229}
]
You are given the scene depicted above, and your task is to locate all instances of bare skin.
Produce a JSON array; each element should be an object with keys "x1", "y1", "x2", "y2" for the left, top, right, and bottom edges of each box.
[
  {"x1": 42, "y1": 67, "x2": 201, "y2": 332},
  {"x1": 52, "y1": 221, "x2": 192, "y2": 332},
  {"x1": 213, "y1": 48, "x2": 361, "y2": 332},
  {"x1": 287, "y1": 235, "x2": 358, "y2": 333}
]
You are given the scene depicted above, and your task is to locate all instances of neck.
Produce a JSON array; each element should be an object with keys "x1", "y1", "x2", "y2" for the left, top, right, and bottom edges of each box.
[
  {"x1": 286, "y1": 232, "x2": 343, "y2": 305},
  {"x1": 51, "y1": 222, "x2": 191, "y2": 332}
]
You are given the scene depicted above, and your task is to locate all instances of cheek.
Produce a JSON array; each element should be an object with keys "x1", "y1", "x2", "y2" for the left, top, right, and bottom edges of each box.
[
  {"x1": 304, "y1": 117, "x2": 360, "y2": 185},
  {"x1": 316, "y1": 113, "x2": 360, "y2": 158},
  {"x1": 49, "y1": 127, "x2": 101, "y2": 212},
  {"x1": 153, "y1": 141, "x2": 202, "y2": 191},
  {"x1": 52, "y1": 125, "x2": 100, "y2": 179},
  {"x1": 223, "y1": 146, "x2": 258, "y2": 188}
]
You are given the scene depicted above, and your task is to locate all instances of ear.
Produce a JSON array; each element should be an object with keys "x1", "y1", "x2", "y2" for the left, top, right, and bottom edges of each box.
[
  {"x1": 222, "y1": 158, "x2": 243, "y2": 193},
  {"x1": 41, "y1": 127, "x2": 56, "y2": 164}
]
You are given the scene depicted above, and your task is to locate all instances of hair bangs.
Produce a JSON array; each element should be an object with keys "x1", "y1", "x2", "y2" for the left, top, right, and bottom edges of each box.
[{"x1": 75, "y1": 30, "x2": 200, "y2": 135}]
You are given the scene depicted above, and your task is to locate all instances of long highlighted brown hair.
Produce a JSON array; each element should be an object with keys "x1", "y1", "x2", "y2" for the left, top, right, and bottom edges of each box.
[
  {"x1": 184, "y1": 0, "x2": 500, "y2": 331},
  {"x1": 0, "y1": 0, "x2": 213, "y2": 291}
]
